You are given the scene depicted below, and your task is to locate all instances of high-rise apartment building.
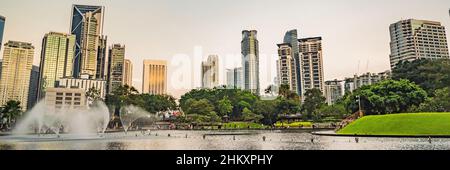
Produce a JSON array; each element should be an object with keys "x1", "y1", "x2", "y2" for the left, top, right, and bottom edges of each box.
[
  {"x1": 299, "y1": 37, "x2": 325, "y2": 95},
  {"x1": 70, "y1": 5, "x2": 105, "y2": 78},
  {"x1": 344, "y1": 70, "x2": 391, "y2": 93},
  {"x1": 389, "y1": 19, "x2": 449, "y2": 68},
  {"x1": 142, "y1": 60, "x2": 167, "y2": 95},
  {"x1": 201, "y1": 55, "x2": 219, "y2": 89},
  {"x1": 276, "y1": 43, "x2": 298, "y2": 92},
  {"x1": 38, "y1": 32, "x2": 75, "y2": 98},
  {"x1": 56, "y1": 75, "x2": 107, "y2": 99},
  {"x1": 241, "y1": 30, "x2": 260, "y2": 95},
  {"x1": 107, "y1": 44, "x2": 125, "y2": 93},
  {"x1": 0, "y1": 41, "x2": 34, "y2": 110},
  {"x1": 226, "y1": 67, "x2": 242, "y2": 89},
  {"x1": 123, "y1": 59, "x2": 133, "y2": 86}
]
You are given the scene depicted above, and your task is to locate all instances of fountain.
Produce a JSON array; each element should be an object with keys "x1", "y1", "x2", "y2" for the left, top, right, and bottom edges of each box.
[
  {"x1": 13, "y1": 100, "x2": 110, "y2": 139},
  {"x1": 119, "y1": 105, "x2": 159, "y2": 133}
]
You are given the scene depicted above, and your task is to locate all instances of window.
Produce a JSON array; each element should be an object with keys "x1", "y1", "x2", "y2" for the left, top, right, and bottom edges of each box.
[{"x1": 75, "y1": 93, "x2": 81, "y2": 96}]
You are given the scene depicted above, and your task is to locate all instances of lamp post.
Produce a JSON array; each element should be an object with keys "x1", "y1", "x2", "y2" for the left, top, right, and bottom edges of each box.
[{"x1": 356, "y1": 95, "x2": 362, "y2": 117}]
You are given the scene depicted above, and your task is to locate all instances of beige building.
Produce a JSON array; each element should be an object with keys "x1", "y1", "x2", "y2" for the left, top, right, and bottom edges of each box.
[
  {"x1": 56, "y1": 75, "x2": 107, "y2": 99},
  {"x1": 0, "y1": 41, "x2": 34, "y2": 110},
  {"x1": 38, "y1": 32, "x2": 76, "y2": 98},
  {"x1": 324, "y1": 80, "x2": 343, "y2": 105},
  {"x1": 142, "y1": 60, "x2": 167, "y2": 95},
  {"x1": 123, "y1": 59, "x2": 133, "y2": 86},
  {"x1": 44, "y1": 87, "x2": 87, "y2": 110},
  {"x1": 299, "y1": 37, "x2": 325, "y2": 96},
  {"x1": 389, "y1": 19, "x2": 449, "y2": 68},
  {"x1": 277, "y1": 43, "x2": 298, "y2": 92},
  {"x1": 201, "y1": 55, "x2": 219, "y2": 89}
]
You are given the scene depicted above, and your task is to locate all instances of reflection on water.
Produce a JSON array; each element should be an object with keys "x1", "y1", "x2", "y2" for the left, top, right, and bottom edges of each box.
[{"x1": 1, "y1": 130, "x2": 450, "y2": 150}]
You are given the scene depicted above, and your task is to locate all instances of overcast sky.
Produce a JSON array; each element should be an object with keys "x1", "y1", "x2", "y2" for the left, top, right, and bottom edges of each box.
[{"x1": 1, "y1": 0, "x2": 450, "y2": 98}]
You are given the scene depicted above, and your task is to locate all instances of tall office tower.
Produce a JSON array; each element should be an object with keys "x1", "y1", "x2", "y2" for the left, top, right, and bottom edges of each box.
[
  {"x1": 38, "y1": 32, "x2": 76, "y2": 98},
  {"x1": 143, "y1": 60, "x2": 167, "y2": 95},
  {"x1": 71, "y1": 5, "x2": 105, "y2": 78},
  {"x1": 123, "y1": 59, "x2": 133, "y2": 86},
  {"x1": 299, "y1": 37, "x2": 325, "y2": 95},
  {"x1": 389, "y1": 19, "x2": 449, "y2": 68},
  {"x1": 324, "y1": 80, "x2": 343, "y2": 105},
  {"x1": 96, "y1": 35, "x2": 107, "y2": 79},
  {"x1": 0, "y1": 41, "x2": 34, "y2": 110},
  {"x1": 226, "y1": 67, "x2": 243, "y2": 89},
  {"x1": 28, "y1": 65, "x2": 39, "y2": 110},
  {"x1": 107, "y1": 44, "x2": 125, "y2": 93},
  {"x1": 201, "y1": 55, "x2": 219, "y2": 89},
  {"x1": 283, "y1": 29, "x2": 301, "y2": 94},
  {"x1": 276, "y1": 43, "x2": 298, "y2": 92},
  {"x1": 0, "y1": 15, "x2": 5, "y2": 51},
  {"x1": 241, "y1": 30, "x2": 260, "y2": 95}
]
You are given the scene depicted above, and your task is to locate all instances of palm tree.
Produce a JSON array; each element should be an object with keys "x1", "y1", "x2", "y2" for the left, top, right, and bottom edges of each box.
[{"x1": 1, "y1": 100, "x2": 22, "y2": 129}]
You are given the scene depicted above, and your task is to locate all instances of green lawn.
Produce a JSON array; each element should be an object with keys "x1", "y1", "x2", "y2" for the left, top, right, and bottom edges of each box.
[
  {"x1": 338, "y1": 112, "x2": 450, "y2": 136},
  {"x1": 274, "y1": 121, "x2": 313, "y2": 128},
  {"x1": 222, "y1": 122, "x2": 266, "y2": 129}
]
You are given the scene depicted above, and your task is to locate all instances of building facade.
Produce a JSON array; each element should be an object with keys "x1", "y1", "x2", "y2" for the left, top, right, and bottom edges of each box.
[
  {"x1": 324, "y1": 80, "x2": 343, "y2": 105},
  {"x1": 277, "y1": 43, "x2": 298, "y2": 92},
  {"x1": 44, "y1": 87, "x2": 87, "y2": 110},
  {"x1": 38, "y1": 32, "x2": 76, "y2": 98},
  {"x1": 389, "y1": 19, "x2": 449, "y2": 68},
  {"x1": 96, "y1": 35, "x2": 107, "y2": 79},
  {"x1": 0, "y1": 41, "x2": 34, "y2": 110},
  {"x1": 299, "y1": 37, "x2": 325, "y2": 96},
  {"x1": 226, "y1": 67, "x2": 242, "y2": 89},
  {"x1": 70, "y1": 5, "x2": 105, "y2": 78},
  {"x1": 28, "y1": 65, "x2": 39, "y2": 110},
  {"x1": 107, "y1": 44, "x2": 125, "y2": 93},
  {"x1": 0, "y1": 15, "x2": 4, "y2": 51},
  {"x1": 142, "y1": 60, "x2": 167, "y2": 95},
  {"x1": 56, "y1": 75, "x2": 107, "y2": 99},
  {"x1": 283, "y1": 29, "x2": 301, "y2": 95},
  {"x1": 241, "y1": 30, "x2": 260, "y2": 95},
  {"x1": 123, "y1": 59, "x2": 133, "y2": 86},
  {"x1": 344, "y1": 71, "x2": 391, "y2": 93},
  {"x1": 201, "y1": 55, "x2": 219, "y2": 89}
]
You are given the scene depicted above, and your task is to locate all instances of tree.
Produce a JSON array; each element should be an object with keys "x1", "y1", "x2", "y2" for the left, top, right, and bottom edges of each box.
[
  {"x1": 254, "y1": 100, "x2": 277, "y2": 125},
  {"x1": 302, "y1": 89, "x2": 326, "y2": 119},
  {"x1": 105, "y1": 85, "x2": 140, "y2": 116},
  {"x1": 242, "y1": 107, "x2": 263, "y2": 122},
  {"x1": 318, "y1": 103, "x2": 347, "y2": 119},
  {"x1": 186, "y1": 99, "x2": 214, "y2": 116},
  {"x1": 344, "y1": 79, "x2": 427, "y2": 115},
  {"x1": 416, "y1": 87, "x2": 450, "y2": 112},
  {"x1": 278, "y1": 84, "x2": 299, "y2": 100},
  {"x1": 218, "y1": 97, "x2": 233, "y2": 117},
  {"x1": 392, "y1": 59, "x2": 450, "y2": 96},
  {"x1": 86, "y1": 87, "x2": 103, "y2": 106},
  {"x1": 276, "y1": 98, "x2": 300, "y2": 115},
  {"x1": 1, "y1": 100, "x2": 22, "y2": 129}
]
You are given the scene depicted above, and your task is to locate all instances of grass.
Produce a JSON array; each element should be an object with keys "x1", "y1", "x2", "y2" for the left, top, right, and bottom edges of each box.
[
  {"x1": 274, "y1": 121, "x2": 313, "y2": 128},
  {"x1": 222, "y1": 122, "x2": 266, "y2": 129},
  {"x1": 338, "y1": 112, "x2": 450, "y2": 136}
]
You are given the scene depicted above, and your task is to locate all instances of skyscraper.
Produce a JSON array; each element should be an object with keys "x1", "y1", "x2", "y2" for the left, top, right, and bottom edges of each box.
[
  {"x1": 96, "y1": 35, "x2": 107, "y2": 79},
  {"x1": 201, "y1": 55, "x2": 219, "y2": 89},
  {"x1": 107, "y1": 44, "x2": 125, "y2": 93},
  {"x1": 143, "y1": 60, "x2": 167, "y2": 95},
  {"x1": 0, "y1": 41, "x2": 34, "y2": 110},
  {"x1": 28, "y1": 65, "x2": 39, "y2": 110},
  {"x1": 0, "y1": 15, "x2": 5, "y2": 51},
  {"x1": 123, "y1": 59, "x2": 133, "y2": 86},
  {"x1": 226, "y1": 67, "x2": 243, "y2": 89},
  {"x1": 70, "y1": 5, "x2": 105, "y2": 78},
  {"x1": 389, "y1": 19, "x2": 449, "y2": 68},
  {"x1": 283, "y1": 29, "x2": 301, "y2": 94},
  {"x1": 299, "y1": 37, "x2": 325, "y2": 95},
  {"x1": 38, "y1": 32, "x2": 76, "y2": 98},
  {"x1": 241, "y1": 30, "x2": 260, "y2": 95},
  {"x1": 276, "y1": 43, "x2": 298, "y2": 92},
  {"x1": 324, "y1": 80, "x2": 343, "y2": 105}
]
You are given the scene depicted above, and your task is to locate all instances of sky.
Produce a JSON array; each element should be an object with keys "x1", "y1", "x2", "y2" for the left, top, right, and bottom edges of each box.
[{"x1": 1, "y1": 0, "x2": 450, "y2": 98}]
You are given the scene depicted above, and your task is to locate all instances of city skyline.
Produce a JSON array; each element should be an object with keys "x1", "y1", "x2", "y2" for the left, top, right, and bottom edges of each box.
[{"x1": 1, "y1": 0, "x2": 450, "y2": 98}]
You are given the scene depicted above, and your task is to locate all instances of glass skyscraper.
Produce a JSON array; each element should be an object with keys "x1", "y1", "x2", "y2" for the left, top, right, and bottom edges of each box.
[
  {"x1": 283, "y1": 29, "x2": 301, "y2": 95},
  {"x1": 0, "y1": 15, "x2": 5, "y2": 51},
  {"x1": 241, "y1": 30, "x2": 260, "y2": 95},
  {"x1": 70, "y1": 5, "x2": 105, "y2": 79}
]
